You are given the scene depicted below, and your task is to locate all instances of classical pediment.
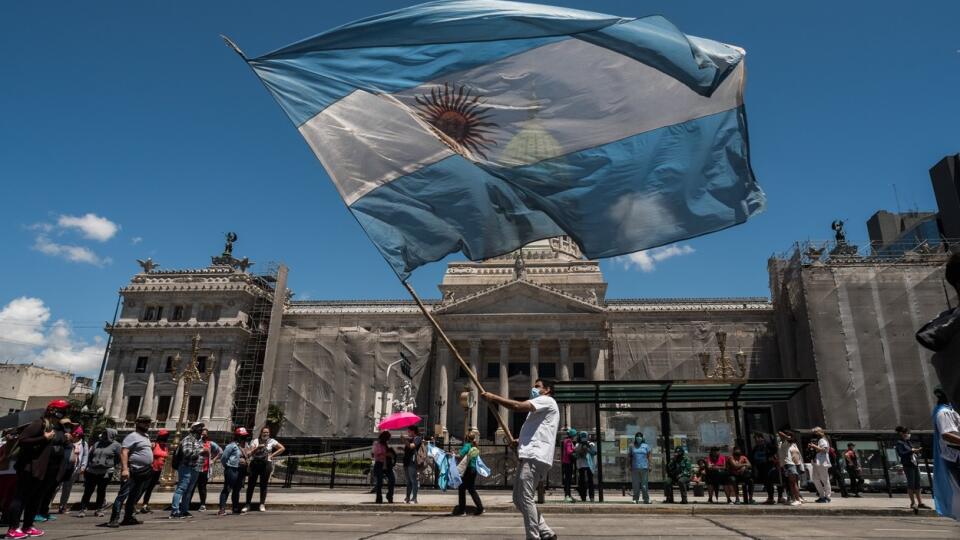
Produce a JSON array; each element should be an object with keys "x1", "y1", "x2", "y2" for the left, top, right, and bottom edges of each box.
[{"x1": 433, "y1": 279, "x2": 605, "y2": 315}]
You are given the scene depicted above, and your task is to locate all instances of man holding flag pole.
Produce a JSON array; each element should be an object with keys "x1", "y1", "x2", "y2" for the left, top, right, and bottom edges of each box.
[{"x1": 228, "y1": 1, "x2": 763, "y2": 535}]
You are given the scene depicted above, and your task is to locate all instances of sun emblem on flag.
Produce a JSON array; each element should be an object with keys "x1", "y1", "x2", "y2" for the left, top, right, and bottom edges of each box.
[{"x1": 414, "y1": 83, "x2": 497, "y2": 159}]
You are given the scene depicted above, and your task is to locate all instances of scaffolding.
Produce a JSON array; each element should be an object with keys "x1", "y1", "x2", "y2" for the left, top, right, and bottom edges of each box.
[{"x1": 231, "y1": 269, "x2": 279, "y2": 428}]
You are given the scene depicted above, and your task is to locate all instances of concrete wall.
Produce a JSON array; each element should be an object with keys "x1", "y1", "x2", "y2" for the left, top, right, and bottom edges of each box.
[{"x1": 0, "y1": 364, "x2": 73, "y2": 403}]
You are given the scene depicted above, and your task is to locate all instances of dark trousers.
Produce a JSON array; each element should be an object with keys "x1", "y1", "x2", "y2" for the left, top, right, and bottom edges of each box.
[
  {"x1": 561, "y1": 463, "x2": 574, "y2": 498},
  {"x1": 846, "y1": 467, "x2": 862, "y2": 495},
  {"x1": 140, "y1": 470, "x2": 162, "y2": 505},
  {"x1": 246, "y1": 461, "x2": 271, "y2": 506},
  {"x1": 79, "y1": 471, "x2": 110, "y2": 511},
  {"x1": 110, "y1": 469, "x2": 152, "y2": 522},
  {"x1": 6, "y1": 469, "x2": 44, "y2": 531},
  {"x1": 664, "y1": 476, "x2": 689, "y2": 503},
  {"x1": 36, "y1": 466, "x2": 62, "y2": 518},
  {"x1": 219, "y1": 466, "x2": 244, "y2": 513},
  {"x1": 456, "y1": 467, "x2": 483, "y2": 511},
  {"x1": 373, "y1": 462, "x2": 395, "y2": 503},
  {"x1": 196, "y1": 470, "x2": 209, "y2": 505},
  {"x1": 577, "y1": 468, "x2": 594, "y2": 501},
  {"x1": 831, "y1": 465, "x2": 848, "y2": 497},
  {"x1": 733, "y1": 474, "x2": 754, "y2": 502}
]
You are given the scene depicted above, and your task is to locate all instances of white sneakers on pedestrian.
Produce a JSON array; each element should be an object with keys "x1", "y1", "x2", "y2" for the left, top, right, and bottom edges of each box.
[
  {"x1": 789, "y1": 500, "x2": 802, "y2": 506},
  {"x1": 259, "y1": 504, "x2": 266, "y2": 512}
]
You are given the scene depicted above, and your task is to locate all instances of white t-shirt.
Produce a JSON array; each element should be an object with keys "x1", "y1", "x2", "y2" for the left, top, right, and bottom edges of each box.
[
  {"x1": 936, "y1": 406, "x2": 960, "y2": 463},
  {"x1": 250, "y1": 438, "x2": 280, "y2": 462},
  {"x1": 813, "y1": 437, "x2": 831, "y2": 467},
  {"x1": 517, "y1": 395, "x2": 560, "y2": 466}
]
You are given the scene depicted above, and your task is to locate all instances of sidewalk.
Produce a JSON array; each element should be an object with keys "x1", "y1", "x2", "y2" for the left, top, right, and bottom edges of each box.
[{"x1": 67, "y1": 486, "x2": 939, "y2": 517}]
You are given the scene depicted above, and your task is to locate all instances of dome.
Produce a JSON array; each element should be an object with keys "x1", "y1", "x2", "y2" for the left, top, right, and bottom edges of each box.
[{"x1": 500, "y1": 118, "x2": 564, "y2": 167}]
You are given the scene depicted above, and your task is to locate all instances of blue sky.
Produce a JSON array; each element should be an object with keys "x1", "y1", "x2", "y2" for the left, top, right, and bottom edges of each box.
[{"x1": 1, "y1": 0, "x2": 958, "y2": 376}]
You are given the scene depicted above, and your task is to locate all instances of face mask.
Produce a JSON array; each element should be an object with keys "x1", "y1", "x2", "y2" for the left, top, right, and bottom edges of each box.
[{"x1": 530, "y1": 387, "x2": 540, "y2": 399}]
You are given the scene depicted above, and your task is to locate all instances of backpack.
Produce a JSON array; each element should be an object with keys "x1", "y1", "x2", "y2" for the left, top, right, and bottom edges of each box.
[{"x1": 415, "y1": 439, "x2": 428, "y2": 471}]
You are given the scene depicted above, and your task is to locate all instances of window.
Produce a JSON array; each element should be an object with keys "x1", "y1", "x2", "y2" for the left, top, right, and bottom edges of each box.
[
  {"x1": 508, "y1": 362, "x2": 530, "y2": 377},
  {"x1": 198, "y1": 304, "x2": 221, "y2": 322},
  {"x1": 573, "y1": 362, "x2": 586, "y2": 379},
  {"x1": 143, "y1": 306, "x2": 155, "y2": 321},
  {"x1": 457, "y1": 364, "x2": 467, "y2": 378},
  {"x1": 125, "y1": 396, "x2": 142, "y2": 422},
  {"x1": 155, "y1": 306, "x2": 164, "y2": 320},
  {"x1": 197, "y1": 356, "x2": 207, "y2": 373},
  {"x1": 486, "y1": 362, "x2": 500, "y2": 379},
  {"x1": 135, "y1": 356, "x2": 148, "y2": 373},
  {"x1": 171, "y1": 305, "x2": 185, "y2": 321},
  {"x1": 164, "y1": 356, "x2": 174, "y2": 373},
  {"x1": 539, "y1": 362, "x2": 557, "y2": 379},
  {"x1": 156, "y1": 395, "x2": 172, "y2": 422},
  {"x1": 187, "y1": 396, "x2": 203, "y2": 422}
]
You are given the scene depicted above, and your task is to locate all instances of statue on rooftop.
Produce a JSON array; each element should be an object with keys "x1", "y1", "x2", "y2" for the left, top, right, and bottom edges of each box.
[
  {"x1": 136, "y1": 258, "x2": 159, "y2": 273},
  {"x1": 223, "y1": 232, "x2": 238, "y2": 256},
  {"x1": 514, "y1": 249, "x2": 526, "y2": 280},
  {"x1": 831, "y1": 220, "x2": 847, "y2": 244}
]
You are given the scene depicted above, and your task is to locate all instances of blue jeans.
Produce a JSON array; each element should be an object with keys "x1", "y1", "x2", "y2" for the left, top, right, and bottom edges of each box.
[
  {"x1": 171, "y1": 466, "x2": 199, "y2": 516},
  {"x1": 219, "y1": 466, "x2": 244, "y2": 512},
  {"x1": 404, "y1": 464, "x2": 419, "y2": 502},
  {"x1": 632, "y1": 468, "x2": 649, "y2": 502}
]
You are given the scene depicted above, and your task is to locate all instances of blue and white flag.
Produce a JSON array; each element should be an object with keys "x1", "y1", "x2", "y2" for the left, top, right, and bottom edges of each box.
[{"x1": 245, "y1": 0, "x2": 765, "y2": 279}]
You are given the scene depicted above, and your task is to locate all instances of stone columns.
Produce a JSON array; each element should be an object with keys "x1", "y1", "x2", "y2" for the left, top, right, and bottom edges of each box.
[
  {"x1": 468, "y1": 339, "x2": 481, "y2": 432},
  {"x1": 590, "y1": 338, "x2": 606, "y2": 381},
  {"x1": 201, "y1": 373, "x2": 216, "y2": 421},
  {"x1": 497, "y1": 339, "x2": 510, "y2": 441},
  {"x1": 169, "y1": 377, "x2": 185, "y2": 430},
  {"x1": 529, "y1": 338, "x2": 540, "y2": 388},
  {"x1": 437, "y1": 343, "x2": 450, "y2": 440},
  {"x1": 212, "y1": 357, "x2": 238, "y2": 421},
  {"x1": 143, "y1": 372, "x2": 155, "y2": 419},
  {"x1": 559, "y1": 339, "x2": 571, "y2": 430},
  {"x1": 110, "y1": 372, "x2": 125, "y2": 420}
]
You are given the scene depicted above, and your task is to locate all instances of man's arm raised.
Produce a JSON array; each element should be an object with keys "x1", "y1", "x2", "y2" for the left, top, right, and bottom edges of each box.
[{"x1": 480, "y1": 391, "x2": 535, "y2": 413}]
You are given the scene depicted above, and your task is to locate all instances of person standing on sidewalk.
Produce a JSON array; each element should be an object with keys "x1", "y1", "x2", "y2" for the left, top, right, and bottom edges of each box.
[
  {"x1": 751, "y1": 432, "x2": 777, "y2": 504},
  {"x1": 193, "y1": 428, "x2": 222, "y2": 512},
  {"x1": 451, "y1": 431, "x2": 483, "y2": 516},
  {"x1": 402, "y1": 426, "x2": 423, "y2": 504},
  {"x1": 560, "y1": 429, "x2": 576, "y2": 503},
  {"x1": 895, "y1": 426, "x2": 930, "y2": 513},
  {"x1": 827, "y1": 445, "x2": 848, "y2": 498},
  {"x1": 5, "y1": 399, "x2": 68, "y2": 539},
  {"x1": 106, "y1": 416, "x2": 154, "y2": 528},
  {"x1": 170, "y1": 422, "x2": 207, "y2": 519},
  {"x1": 574, "y1": 431, "x2": 596, "y2": 502},
  {"x1": 218, "y1": 427, "x2": 249, "y2": 515},
  {"x1": 808, "y1": 427, "x2": 832, "y2": 503},
  {"x1": 138, "y1": 429, "x2": 169, "y2": 514},
  {"x1": 243, "y1": 426, "x2": 284, "y2": 512},
  {"x1": 77, "y1": 428, "x2": 120, "y2": 518},
  {"x1": 56, "y1": 426, "x2": 87, "y2": 514},
  {"x1": 371, "y1": 431, "x2": 393, "y2": 504},
  {"x1": 932, "y1": 387, "x2": 960, "y2": 521},
  {"x1": 843, "y1": 443, "x2": 863, "y2": 498},
  {"x1": 779, "y1": 430, "x2": 803, "y2": 506},
  {"x1": 481, "y1": 378, "x2": 560, "y2": 540},
  {"x1": 628, "y1": 432, "x2": 651, "y2": 504}
]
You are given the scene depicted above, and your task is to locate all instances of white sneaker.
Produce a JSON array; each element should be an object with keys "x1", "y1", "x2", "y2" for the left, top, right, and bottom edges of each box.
[
  {"x1": 789, "y1": 500, "x2": 802, "y2": 506},
  {"x1": 259, "y1": 504, "x2": 266, "y2": 512},
  {"x1": 199, "y1": 505, "x2": 206, "y2": 512},
  {"x1": 241, "y1": 505, "x2": 249, "y2": 514}
]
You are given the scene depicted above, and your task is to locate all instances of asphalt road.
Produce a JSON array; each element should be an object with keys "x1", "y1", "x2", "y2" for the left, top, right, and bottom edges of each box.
[{"x1": 30, "y1": 511, "x2": 960, "y2": 539}]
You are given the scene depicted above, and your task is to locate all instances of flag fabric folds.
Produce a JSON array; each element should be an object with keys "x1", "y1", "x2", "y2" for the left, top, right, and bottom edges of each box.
[{"x1": 246, "y1": 0, "x2": 765, "y2": 279}]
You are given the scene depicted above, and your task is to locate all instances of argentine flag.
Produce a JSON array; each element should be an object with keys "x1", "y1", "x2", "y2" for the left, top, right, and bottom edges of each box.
[{"x1": 244, "y1": 0, "x2": 765, "y2": 279}]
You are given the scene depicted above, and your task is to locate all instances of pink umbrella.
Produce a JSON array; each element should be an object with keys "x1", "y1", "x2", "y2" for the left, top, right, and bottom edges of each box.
[{"x1": 378, "y1": 411, "x2": 421, "y2": 431}]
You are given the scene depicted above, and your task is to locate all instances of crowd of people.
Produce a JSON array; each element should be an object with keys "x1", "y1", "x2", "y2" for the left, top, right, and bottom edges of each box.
[{"x1": 0, "y1": 406, "x2": 285, "y2": 538}]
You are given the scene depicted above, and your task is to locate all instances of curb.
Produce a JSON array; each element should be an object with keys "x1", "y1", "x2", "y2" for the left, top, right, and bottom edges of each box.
[{"x1": 252, "y1": 503, "x2": 936, "y2": 517}]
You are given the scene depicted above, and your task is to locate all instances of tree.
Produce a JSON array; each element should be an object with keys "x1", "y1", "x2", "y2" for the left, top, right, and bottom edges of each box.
[{"x1": 266, "y1": 403, "x2": 285, "y2": 436}]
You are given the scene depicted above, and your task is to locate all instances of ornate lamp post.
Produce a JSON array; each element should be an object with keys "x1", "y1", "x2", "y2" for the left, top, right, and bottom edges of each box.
[
  {"x1": 160, "y1": 334, "x2": 215, "y2": 488},
  {"x1": 698, "y1": 331, "x2": 747, "y2": 380},
  {"x1": 458, "y1": 384, "x2": 476, "y2": 442}
]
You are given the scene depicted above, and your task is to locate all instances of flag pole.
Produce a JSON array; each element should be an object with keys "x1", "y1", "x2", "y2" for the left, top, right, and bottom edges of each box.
[{"x1": 402, "y1": 280, "x2": 515, "y2": 443}]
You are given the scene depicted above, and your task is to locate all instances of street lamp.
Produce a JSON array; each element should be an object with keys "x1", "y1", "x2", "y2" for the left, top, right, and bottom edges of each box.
[
  {"x1": 160, "y1": 334, "x2": 215, "y2": 488},
  {"x1": 458, "y1": 384, "x2": 475, "y2": 442},
  {"x1": 698, "y1": 331, "x2": 747, "y2": 380}
]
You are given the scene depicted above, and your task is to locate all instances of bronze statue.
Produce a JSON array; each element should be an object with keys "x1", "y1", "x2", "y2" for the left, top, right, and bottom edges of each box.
[
  {"x1": 831, "y1": 220, "x2": 846, "y2": 244},
  {"x1": 223, "y1": 232, "x2": 238, "y2": 256},
  {"x1": 514, "y1": 249, "x2": 526, "y2": 280},
  {"x1": 136, "y1": 258, "x2": 159, "y2": 273}
]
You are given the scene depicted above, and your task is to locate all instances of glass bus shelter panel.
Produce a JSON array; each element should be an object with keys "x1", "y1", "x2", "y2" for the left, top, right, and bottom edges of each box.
[
  {"x1": 668, "y1": 409, "x2": 735, "y2": 468},
  {"x1": 832, "y1": 439, "x2": 890, "y2": 493},
  {"x1": 603, "y1": 410, "x2": 663, "y2": 484}
]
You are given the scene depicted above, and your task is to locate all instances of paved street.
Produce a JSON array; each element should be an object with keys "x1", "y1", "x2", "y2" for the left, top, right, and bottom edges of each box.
[{"x1": 31, "y1": 511, "x2": 960, "y2": 539}]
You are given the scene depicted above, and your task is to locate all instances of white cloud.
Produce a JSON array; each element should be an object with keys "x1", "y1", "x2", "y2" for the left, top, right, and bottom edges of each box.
[
  {"x1": 57, "y1": 213, "x2": 119, "y2": 242},
  {"x1": 0, "y1": 297, "x2": 104, "y2": 375},
  {"x1": 131, "y1": 236, "x2": 143, "y2": 245},
  {"x1": 619, "y1": 244, "x2": 695, "y2": 272},
  {"x1": 33, "y1": 235, "x2": 112, "y2": 267}
]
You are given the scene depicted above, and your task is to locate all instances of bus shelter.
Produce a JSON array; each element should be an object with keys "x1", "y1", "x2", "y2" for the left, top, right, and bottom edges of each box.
[{"x1": 553, "y1": 379, "x2": 812, "y2": 501}]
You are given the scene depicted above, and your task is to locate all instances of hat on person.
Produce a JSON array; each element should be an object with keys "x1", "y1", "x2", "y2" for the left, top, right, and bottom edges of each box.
[
  {"x1": 47, "y1": 399, "x2": 69, "y2": 410},
  {"x1": 190, "y1": 421, "x2": 205, "y2": 431},
  {"x1": 72, "y1": 426, "x2": 84, "y2": 437},
  {"x1": 567, "y1": 428, "x2": 577, "y2": 437},
  {"x1": 234, "y1": 427, "x2": 249, "y2": 437},
  {"x1": 157, "y1": 429, "x2": 169, "y2": 437}
]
